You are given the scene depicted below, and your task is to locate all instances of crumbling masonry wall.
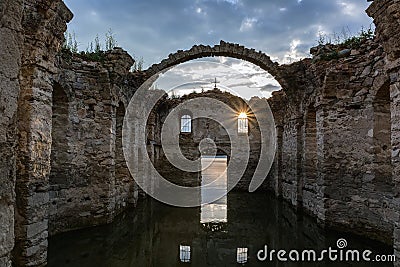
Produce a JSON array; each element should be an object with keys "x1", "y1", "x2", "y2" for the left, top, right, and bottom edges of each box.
[
  {"x1": 151, "y1": 90, "x2": 264, "y2": 191},
  {"x1": 13, "y1": 1, "x2": 72, "y2": 265},
  {"x1": 367, "y1": 0, "x2": 400, "y2": 263},
  {"x1": 0, "y1": 1, "x2": 24, "y2": 265},
  {"x1": 268, "y1": 37, "x2": 397, "y2": 244},
  {"x1": 0, "y1": 0, "x2": 72, "y2": 266},
  {"x1": 49, "y1": 49, "x2": 138, "y2": 235},
  {"x1": 267, "y1": 0, "x2": 400, "y2": 257}
]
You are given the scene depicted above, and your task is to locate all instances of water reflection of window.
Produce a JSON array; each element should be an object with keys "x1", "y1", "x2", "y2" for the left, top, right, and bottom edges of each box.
[
  {"x1": 181, "y1": 115, "x2": 192, "y2": 133},
  {"x1": 237, "y1": 248, "x2": 248, "y2": 264},
  {"x1": 179, "y1": 245, "x2": 191, "y2": 263},
  {"x1": 200, "y1": 156, "x2": 228, "y2": 226}
]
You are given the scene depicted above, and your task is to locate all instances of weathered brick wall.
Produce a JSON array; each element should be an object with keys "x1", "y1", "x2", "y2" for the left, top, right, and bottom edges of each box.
[
  {"x1": 266, "y1": 91, "x2": 287, "y2": 196},
  {"x1": 49, "y1": 49, "x2": 137, "y2": 235},
  {"x1": 0, "y1": 1, "x2": 24, "y2": 266},
  {"x1": 152, "y1": 90, "x2": 266, "y2": 192},
  {"x1": 367, "y1": 0, "x2": 400, "y2": 263},
  {"x1": 281, "y1": 117, "x2": 301, "y2": 206},
  {"x1": 317, "y1": 44, "x2": 394, "y2": 243},
  {"x1": 1, "y1": 1, "x2": 72, "y2": 265},
  {"x1": 270, "y1": 38, "x2": 396, "y2": 243},
  {"x1": 10, "y1": 1, "x2": 72, "y2": 266}
]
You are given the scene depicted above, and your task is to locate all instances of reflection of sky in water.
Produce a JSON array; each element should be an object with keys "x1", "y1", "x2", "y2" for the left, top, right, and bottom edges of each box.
[
  {"x1": 200, "y1": 156, "x2": 228, "y2": 224},
  {"x1": 48, "y1": 192, "x2": 394, "y2": 267}
]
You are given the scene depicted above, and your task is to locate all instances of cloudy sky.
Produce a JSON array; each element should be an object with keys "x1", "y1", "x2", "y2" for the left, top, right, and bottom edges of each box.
[{"x1": 64, "y1": 0, "x2": 374, "y2": 98}]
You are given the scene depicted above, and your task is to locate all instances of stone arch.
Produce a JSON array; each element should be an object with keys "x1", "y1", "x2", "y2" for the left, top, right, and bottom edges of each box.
[
  {"x1": 373, "y1": 81, "x2": 392, "y2": 189},
  {"x1": 143, "y1": 41, "x2": 286, "y2": 90},
  {"x1": 178, "y1": 109, "x2": 193, "y2": 118}
]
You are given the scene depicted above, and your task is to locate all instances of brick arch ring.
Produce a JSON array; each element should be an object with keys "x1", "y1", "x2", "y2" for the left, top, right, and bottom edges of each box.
[{"x1": 141, "y1": 40, "x2": 287, "y2": 90}]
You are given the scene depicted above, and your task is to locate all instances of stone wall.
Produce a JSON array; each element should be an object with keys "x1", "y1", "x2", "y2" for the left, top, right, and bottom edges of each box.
[
  {"x1": 318, "y1": 42, "x2": 393, "y2": 242},
  {"x1": 0, "y1": 1, "x2": 140, "y2": 264},
  {"x1": 268, "y1": 38, "x2": 397, "y2": 244},
  {"x1": 151, "y1": 89, "x2": 266, "y2": 192},
  {"x1": 261, "y1": 0, "x2": 400, "y2": 256},
  {"x1": 0, "y1": 1, "x2": 24, "y2": 266},
  {"x1": 367, "y1": 0, "x2": 400, "y2": 263},
  {"x1": 0, "y1": 0, "x2": 72, "y2": 266},
  {"x1": 49, "y1": 49, "x2": 137, "y2": 235}
]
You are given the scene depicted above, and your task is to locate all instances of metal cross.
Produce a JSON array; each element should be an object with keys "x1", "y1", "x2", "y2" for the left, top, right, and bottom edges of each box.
[{"x1": 212, "y1": 78, "x2": 220, "y2": 89}]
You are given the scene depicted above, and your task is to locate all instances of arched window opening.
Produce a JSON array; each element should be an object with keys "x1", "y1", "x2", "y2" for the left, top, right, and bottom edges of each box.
[
  {"x1": 238, "y1": 112, "x2": 248, "y2": 134},
  {"x1": 373, "y1": 82, "x2": 392, "y2": 189},
  {"x1": 181, "y1": 114, "x2": 192, "y2": 133}
]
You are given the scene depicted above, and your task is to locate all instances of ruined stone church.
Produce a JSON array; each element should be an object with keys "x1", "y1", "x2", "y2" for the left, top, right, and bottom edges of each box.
[{"x1": 1, "y1": 0, "x2": 400, "y2": 266}]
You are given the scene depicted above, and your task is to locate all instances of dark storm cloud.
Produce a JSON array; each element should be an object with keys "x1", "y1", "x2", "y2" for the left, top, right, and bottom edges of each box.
[
  {"x1": 64, "y1": 0, "x2": 373, "y2": 67},
  {"x1": 260, "y1": 84, "x2": 281, "y2": 92}
]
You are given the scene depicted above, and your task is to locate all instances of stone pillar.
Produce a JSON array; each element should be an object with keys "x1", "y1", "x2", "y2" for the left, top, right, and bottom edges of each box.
[
  {"x1": 0, "y1": 1, "x2": 24, "y2": 266},
  {"x1": 273, "y1": 125, "x2": 283, "y2": 197},
  {"x1": 301, "y1": 105, "x2": 320, "y2": 217},
  {"x1": 281, "y1": 116, "x2": 303, "y2": 206},
  {"x1": 296, "y1": 118, "x2": 304, "y2": 207},
  {"x1": 388, "y1": 60, "x2": 400, "y2": 266},
  {"x1": 13, "y1": 1, "x2": 72, "y2": 266}
]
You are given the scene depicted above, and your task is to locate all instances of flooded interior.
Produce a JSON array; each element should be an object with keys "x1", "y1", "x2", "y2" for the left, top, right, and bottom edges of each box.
[{"x1": 48, "y1": 156, "x2": 394, "y2": 266}]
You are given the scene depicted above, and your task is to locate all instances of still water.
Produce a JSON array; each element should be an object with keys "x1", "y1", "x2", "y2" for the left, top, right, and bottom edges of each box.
[
  {"x1": 48, "y1": 158, "x2": 393, "y2": 266},
  {"x1": 48, "y1": 192, "x2": 394, "y2": 267}
]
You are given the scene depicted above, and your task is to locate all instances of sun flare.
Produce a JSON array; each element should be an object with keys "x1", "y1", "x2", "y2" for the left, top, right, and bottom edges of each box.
[{"x1": 238, "y1": 112, "x2": 248, "y2": 119}]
